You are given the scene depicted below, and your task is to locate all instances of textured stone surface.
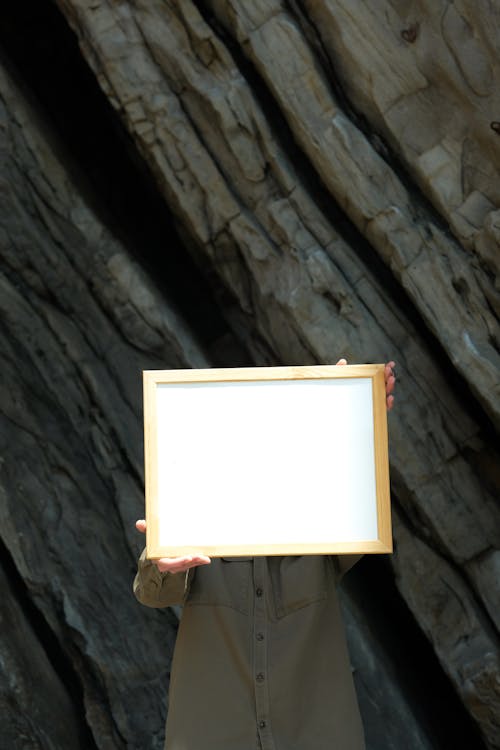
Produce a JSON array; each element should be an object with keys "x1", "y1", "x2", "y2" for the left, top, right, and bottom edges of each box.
[
  {"x1": 340, "y1": 581, "x2": 436, "y2": 750},
  {"x1": 0, "y1": 561, "x2": 89, "y2": 750},
  {"x1": 0, "y1": 0, "x2": 499, "y2": 747},
  {"x1": 392, "y1": 509, "x2": 500, "y2": 749},
  {"x1": 52, "y1": 2, "x2": 499, "y2": 745},
  {"x1": 0, "y1": 60, "x2": 207, "y2": 748},
  {"x1": 208, "y1": 0, "x2": 500, "y2": 425},
  {"x1": 295, "y1": 0, "x2": 500, "y2": 247}
]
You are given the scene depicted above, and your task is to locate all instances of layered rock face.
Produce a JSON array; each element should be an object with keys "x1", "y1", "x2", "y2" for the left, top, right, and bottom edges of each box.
[{"x1": 0, "y1": 2, "x2": 498, "y2": 749}]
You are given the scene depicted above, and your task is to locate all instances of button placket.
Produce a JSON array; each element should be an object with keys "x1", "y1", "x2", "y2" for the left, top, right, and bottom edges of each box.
[{"x1": 253, "y1": 557, "x2": 275, "y2": 750}]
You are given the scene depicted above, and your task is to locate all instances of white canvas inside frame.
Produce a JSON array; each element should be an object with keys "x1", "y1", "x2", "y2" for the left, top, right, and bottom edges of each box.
[{"x1": 155, "y1": 377, "x2": 378, "y2": 549}]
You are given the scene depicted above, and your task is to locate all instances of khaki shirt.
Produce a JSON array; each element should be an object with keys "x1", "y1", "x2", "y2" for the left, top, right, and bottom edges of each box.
[{"x1": 134, "y1": 553, "x2": 365, "y2": 750}]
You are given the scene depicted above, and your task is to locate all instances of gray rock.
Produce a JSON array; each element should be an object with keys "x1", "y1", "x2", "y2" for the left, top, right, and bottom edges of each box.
[
  {"x1": 0, "y1": 61, "x2": 204, "y2": 748},
  {"x1": 0, "y1": 1, "x2": 498, "y2": 747}
]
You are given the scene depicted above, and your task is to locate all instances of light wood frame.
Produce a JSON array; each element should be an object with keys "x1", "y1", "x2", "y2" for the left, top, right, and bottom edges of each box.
[{"x1": 143, "y1": 365, "x2": 392, "y2": 559}]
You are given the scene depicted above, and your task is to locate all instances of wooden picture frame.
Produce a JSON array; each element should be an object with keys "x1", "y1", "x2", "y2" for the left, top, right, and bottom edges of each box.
[{"x1": 143, "y1": 365, "x2": 392, "y2": 559}]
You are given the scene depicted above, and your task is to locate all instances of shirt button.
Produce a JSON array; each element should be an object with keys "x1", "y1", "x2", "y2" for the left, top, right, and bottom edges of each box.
[
  {"x1": 259, "y1": 720, "x2": 266, "y2": 729},
  {"x1": 256, "y1": 672, "x2": 265, "y2": 682},
  {"x1": 256, "y1": 632, "x2": 264, "y2": 641},
  {"x1": 256, "y1": 587, "x2": 263, "y2": 597}
]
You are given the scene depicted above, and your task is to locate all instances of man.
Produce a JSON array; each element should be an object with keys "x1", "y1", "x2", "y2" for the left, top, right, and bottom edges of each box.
[{"x1": 134, "y1": 360, "x2": 396, "y2": 750}]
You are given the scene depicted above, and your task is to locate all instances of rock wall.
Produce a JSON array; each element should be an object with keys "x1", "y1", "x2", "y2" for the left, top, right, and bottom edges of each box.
[
  {"x1": 0, "y1": 1, "x2": 498, "y2": 748},
  {"x1": 0, "y1": 55, "x2": 206, "y2": 748}
]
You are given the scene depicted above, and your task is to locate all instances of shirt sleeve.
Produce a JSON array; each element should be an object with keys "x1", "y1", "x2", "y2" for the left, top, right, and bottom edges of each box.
[{"x1": 133, "y1": 548, "x2": 190, "y2": 608}]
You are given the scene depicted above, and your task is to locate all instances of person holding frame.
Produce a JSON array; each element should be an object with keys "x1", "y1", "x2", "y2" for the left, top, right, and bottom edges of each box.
[{"x1": 134, "y1": 359, "x2": 396, "y2": 750}]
